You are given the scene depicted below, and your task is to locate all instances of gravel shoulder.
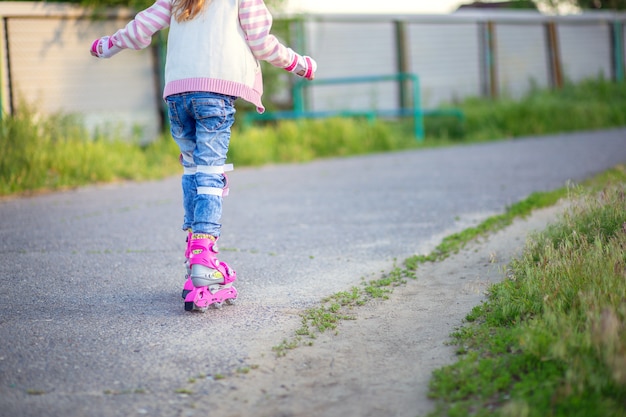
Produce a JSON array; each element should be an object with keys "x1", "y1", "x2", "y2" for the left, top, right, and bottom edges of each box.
[{"x1": 201, "y1": 203, "x2": 568, "y2": 417}]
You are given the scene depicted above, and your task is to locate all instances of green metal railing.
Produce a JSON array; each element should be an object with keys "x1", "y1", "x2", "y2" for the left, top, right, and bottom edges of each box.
[
  {"x1": 245, "y1": 73, "x2": 457, "y2": 141},
  {"x1": 243, "y1": 73, "x2": 469, "y2": 141},
  {"x1": 292, "y1": 73, "x2": 425, "y2": 140}
]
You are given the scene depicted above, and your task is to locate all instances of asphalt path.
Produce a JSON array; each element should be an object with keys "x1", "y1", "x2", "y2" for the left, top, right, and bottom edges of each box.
[{"x1": 1, "y1": 128, "x2": 626, "y2": 417}]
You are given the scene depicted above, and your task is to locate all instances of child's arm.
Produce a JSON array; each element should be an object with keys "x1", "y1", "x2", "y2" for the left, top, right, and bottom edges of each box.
[
  {"x1": 91, "y1": 0, "x2": 172, "y2": 58},
  {"x1": 239, "y1": 0, "x2": 316, "y2": 80}
]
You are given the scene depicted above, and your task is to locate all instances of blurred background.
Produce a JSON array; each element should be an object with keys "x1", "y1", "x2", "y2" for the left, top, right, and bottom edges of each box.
[
  {"x1": 1, "y1": 0, "x2": 625, "y2": 196},
  {"x1": 0, "y1": 0, "x2": 624, "y2": 142}
]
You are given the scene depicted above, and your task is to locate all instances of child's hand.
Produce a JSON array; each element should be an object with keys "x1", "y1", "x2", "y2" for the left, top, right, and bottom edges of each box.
[
  {"x1": 297, "y1": 56, "x2": 317, "y2": 80},
  {"x1": 285, "y1": 50, "x2": 317, "y2": 81},
  {"x1": 90, "y1": 36, "x2": 122, "y2": 58}
]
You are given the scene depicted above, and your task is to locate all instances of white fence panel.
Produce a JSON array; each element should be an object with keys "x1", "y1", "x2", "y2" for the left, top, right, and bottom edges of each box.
[
  {"x1": 495, "y1": 23, "x2": 550, "y2": 98},
  {"x1": 407, "y1": 22, "x2": 482, "y2": 107},
  {"x1": 559, "y1": 23, "x2": 612, "y2": 82},
  {"x1": 7, "y1": 16, "x2": 160, "y2": 142},
  {"x1": 305, "y1": 20, "x2": 398, "y2": 111}
]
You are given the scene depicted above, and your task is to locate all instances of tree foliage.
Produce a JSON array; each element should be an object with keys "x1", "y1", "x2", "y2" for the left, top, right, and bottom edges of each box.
[
  {"x1": 534, "y1": 0, "x2": 626, "y2": 10},
  {"x1": 577, "y1": 0, "x2": 626, "y2": 9},
  {"x1": 465, "y1": 0, "x2": 625, "y2": 11}
]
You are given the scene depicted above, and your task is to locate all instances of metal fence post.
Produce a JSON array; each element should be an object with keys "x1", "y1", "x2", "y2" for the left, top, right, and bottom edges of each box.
[
  {"x1": 151, "y1": 31, "x2": 167, "y2": 132},
  {"x1": 395, "y1": 20, "x2": 412, "y2": 110},
  {"x1": 0, "y1": 17, "x2": 4, "y2": 119},
  {"x1": 291, "y1": 17, "x2": 307, "y2": 112},
  {"x1": 612, "y1": 20, "x2": 625, "y2": 82},
  {"x1": 1, "y1": 16, "x2": 12, "y2": 116},
  {"x1": 545, "y1": 20, "x2": 564, "y2": 89},
  {"x1": 479, "y1": 21, "x2": 498, "y2": 99}
]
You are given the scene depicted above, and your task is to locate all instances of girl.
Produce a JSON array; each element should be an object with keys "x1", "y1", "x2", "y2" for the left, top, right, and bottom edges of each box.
[{"x1": 91, "y1": 0, "x2": 316, "y2": 311}]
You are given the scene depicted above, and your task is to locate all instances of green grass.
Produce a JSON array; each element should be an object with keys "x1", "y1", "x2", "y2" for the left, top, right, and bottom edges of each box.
[
  {"x1": 426, "y1": 166, "x2": 626, "y2": 417},
  {"x1": 230, "y1": 115, "x2": 413, "y2": 166},
  {"x1": 2, "y1": 78, "x2": 625, "y2": 196},
  {"x1": 0, "y1": 106, "x2": 180, "y2": 196},
  {"x1": 456, "y1": 77, "x2": 626, "y2": 141}
]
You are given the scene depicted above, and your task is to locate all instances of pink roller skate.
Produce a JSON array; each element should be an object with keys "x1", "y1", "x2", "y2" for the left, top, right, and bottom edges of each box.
[
  {"x1": 184, "y1": 234, "x2": 237, "y2": 312},
  {"x1": 181, "y1": 229, "x2": 193, "y2": 300}
]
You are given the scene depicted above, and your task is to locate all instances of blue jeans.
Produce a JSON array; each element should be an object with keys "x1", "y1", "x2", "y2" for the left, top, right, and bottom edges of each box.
[{"x1": 166, "y1": 92, "x2": 236, "y2": 237}]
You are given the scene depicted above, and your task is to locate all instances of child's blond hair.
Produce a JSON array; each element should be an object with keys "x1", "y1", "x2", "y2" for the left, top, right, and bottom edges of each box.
[{"x1": 172, "y1": 0, "x2": 210, "y2": 22}]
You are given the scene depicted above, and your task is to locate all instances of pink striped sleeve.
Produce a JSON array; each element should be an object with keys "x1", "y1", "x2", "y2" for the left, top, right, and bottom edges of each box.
[
  {"x1": 239, "y1": 0, "x2": 293, "y2": 68},
  {"x1": 111, "y1": 0, "x2": 172, "y2": 50}
]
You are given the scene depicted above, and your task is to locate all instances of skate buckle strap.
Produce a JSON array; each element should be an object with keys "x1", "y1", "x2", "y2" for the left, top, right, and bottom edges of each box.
[
  {"x1": 197, "y1": 164, "x2": 234, "y2": 174},
  {"x1": 183, "y1": 164, "x2": 234, "y2": 176}
]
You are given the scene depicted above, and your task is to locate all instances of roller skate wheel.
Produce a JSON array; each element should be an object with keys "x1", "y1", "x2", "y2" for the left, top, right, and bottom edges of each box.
[
  {"x1": 213, "y1": 302, "x2": 223, "y2": 309},
  {"x1": 184, "y1": 301, "x2": 194, "y2": 312},
  {"x1": 225, "y1": 298, "x2": 236, "y2": 306}
]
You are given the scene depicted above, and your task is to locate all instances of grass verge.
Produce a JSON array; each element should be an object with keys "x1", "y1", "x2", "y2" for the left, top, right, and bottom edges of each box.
[
  {"x1": 2, "y1": 78, "x2": 625, "y2": 197},
  {"x1": 271, "y1": 164, "x2": 626, "y2": 417},
  {"x1": 0, "y1": 107, "x2": 180, "y2": 196},
  {"x1": 454, "y1": 77, "x2": 626, "y2": 142},
  {"x1": 426, "y1": 166, "x2": 626, "y2": 417}
]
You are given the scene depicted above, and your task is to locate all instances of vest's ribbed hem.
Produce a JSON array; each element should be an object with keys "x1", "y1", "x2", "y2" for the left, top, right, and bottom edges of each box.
[{"x1": 164, "y1": 77, "x2": 265, "y2": 113}]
